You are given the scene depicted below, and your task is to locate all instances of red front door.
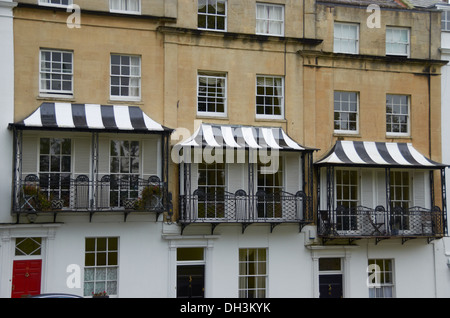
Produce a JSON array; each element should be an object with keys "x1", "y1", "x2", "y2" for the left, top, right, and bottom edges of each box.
[{"x1": 11, "y1": 260, "x2": 42, "y2": 298}]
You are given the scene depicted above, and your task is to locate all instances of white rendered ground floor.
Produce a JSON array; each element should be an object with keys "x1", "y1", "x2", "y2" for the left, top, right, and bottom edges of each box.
[{"x1": 1, "y1": 215, "x2": 449, "y2": 298}]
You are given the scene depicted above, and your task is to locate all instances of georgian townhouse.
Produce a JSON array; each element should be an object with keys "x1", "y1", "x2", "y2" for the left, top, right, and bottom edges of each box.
[
  {"x1": 408, "y1": 0, "x2": 450, "y2": 297},
  {"x1": 1, "y1": 0, "x2": 448, "y2": 299},
  {"x1": 3, "y1": 0, "x2": 174, "y2": 298},
  {"x1": 308, "y1": 0, "x2": 448, "y2": 297}
]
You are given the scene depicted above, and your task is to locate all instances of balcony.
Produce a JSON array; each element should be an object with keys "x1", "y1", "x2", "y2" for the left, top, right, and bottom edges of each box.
[
  {"x1": 318, "y1": 205, "x2": 445, "y2": 244},
  {"x1": 9, "y1": 103, "x2": 173, "y2": 223},
  {"x1": 179, "y1": 189, "x2": 313, "y2": 234},
  {"x1": 14, "y1": 174, "x2": 167, "y2": 222}
]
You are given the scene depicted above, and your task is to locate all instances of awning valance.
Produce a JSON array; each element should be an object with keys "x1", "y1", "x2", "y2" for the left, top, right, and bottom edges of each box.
[
  {"x1": 315, "y1": 140, "x2": 447, "y2": 168},
  {"x1": 177, "y1": 123, "x2": 314, "y2": 151},
  {"x1": 9, "y1": 102, "x2": 172, "y2": 134}
]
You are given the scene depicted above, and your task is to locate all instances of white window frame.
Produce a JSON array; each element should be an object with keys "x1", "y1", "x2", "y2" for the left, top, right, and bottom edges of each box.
[
  {"x1": 334, "y1": 22, "x2": 359, "y2": 54},
  {"x1": 386, "y1": 27, "x2": 410, "y2": 57},
  {"x1": 256, "y1": 3, "x2": 285, "y2": 36},
  {"x1": 386, "y1": 94, "x2": 410, "y2": 137},
  {"x1": 38, "y1": 0, "x2": 72, "y2": 8},
  {"x1": 335, "y1": 169, "x2": 359, "y2": 233},
  {"x1": 334, "y1": 91, "x2": 359, "y2": 134},
  {"x1": 256, "y1": 158, "x2": 283, "y2": 219},
  {"x1": 110, "y1": 54, "x2": 141, "y2": 101},
  {"x1": 197, "y1": 72, "x2": 227, "y2": 117},
  {"x1": 441, "y1": 9, "x2": 450, "y2": 31},
  {"x1": 198, "y1": 0, "x2": 227, "y2": 32},
  {"x1": 39, "y1": 49, "x2": 73, "y2": 96},
  {"x1": 109, "y1": 139, "x2": 141, "y2": 208},
  {"x1": 84, "y1": 237, "x2": 119, "y2": 298},
  {"x1": 255, "y1": 75, "x2": 284, "y2": 120},
  {"x1": 38, "y1": 137, "x2": 72, "y2": 206},
  {"x1": 197, "y1": 160, "x2": 226, "y2": 219},
  {"x1": 368, "y1": 259, "x2": 395, "y2": 298},
  {"x1": 389, "y1": 170, "x2": 412, "y2": 233},
  {"x1": 238, "y1": 248, "x2": 268, "y2": 298},
  {"x1": 109, "y1": 0, "x2": 141, "y2": 15}
]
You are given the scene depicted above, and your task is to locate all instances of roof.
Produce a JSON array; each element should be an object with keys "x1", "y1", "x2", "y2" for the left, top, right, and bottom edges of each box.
[
  {"x1": 176, "y1": 123, "x2": 315, "y2": 151},
  {"x1": 408, "y1": 0, "x2": 447, "y2": 8},
  {"x1": 10, "y1": 102, "x2": 172, "y2": 134},
  {"x1": 315, "y1": 140, "x2": 447, "y2": 168}
]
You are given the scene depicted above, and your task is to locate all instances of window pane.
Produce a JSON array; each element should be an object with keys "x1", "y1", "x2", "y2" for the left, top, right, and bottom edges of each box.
[
  {"x1": 386, "y1": 28, "x2": 409, "y2": 56},
  {"x1": 15, "y1": 238, "x2": 42, "y2": 256},
  {"x1": 197, "y1": 73, "x2": 226, "y2": 115},
  {"x1": 319, "y1": 258, "x2": 341, "y2": 271},
  {"x1": 110, "y1": 54, "x2": 141, "y2": 98},
  {"x1": 386, "y1": 94, "x2": 409, "y2": 134},
  {"x1": 198, "y1": 0, "x2": 226, "y2": 30},
  {"x1": 177, "y1": 248, "x2": 204, "y2": 261},
  {"x1": 334, "y1": 91, "x2": 358, "y2": 132},
  {"x1": 239, "y1": 248, "x2": 267, "y2": 299},
  {"x1": 334, "y1": 23, "x2": 358, "y2": 54},
  {"x1": 256, "y1": 3, "x2": 284, "y2": 36},
  {"x1": 256, "y1": 76, "x2": 284, "y2": 117}
]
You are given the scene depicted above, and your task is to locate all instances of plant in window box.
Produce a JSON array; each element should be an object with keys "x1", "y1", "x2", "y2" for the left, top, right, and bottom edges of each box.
[
  {"x1": 136, "y1": 185, "x2": 162, "y2": 210},
  {"x1": 92, "y1": 291, "x2": 109, "y2": 298}
]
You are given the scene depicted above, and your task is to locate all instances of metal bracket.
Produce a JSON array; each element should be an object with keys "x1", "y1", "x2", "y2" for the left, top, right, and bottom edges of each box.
[
  {"x1": 242, "y1": 223, "x2": 251, "y2": 234},
  {"x1": 270, "y1": 223, "x2": 280, "y2": 233}
]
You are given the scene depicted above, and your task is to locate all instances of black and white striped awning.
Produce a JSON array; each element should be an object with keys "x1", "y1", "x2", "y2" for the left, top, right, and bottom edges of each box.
[
  {"x1": 315, "y1": 140, "x2": 446, "y2": 168},
  {"x1": 177, "y1": 123, "x2": 314, "y2": 151},
  {"x1": 10, "y1": 102, "x2": 172, "y2": 133}
]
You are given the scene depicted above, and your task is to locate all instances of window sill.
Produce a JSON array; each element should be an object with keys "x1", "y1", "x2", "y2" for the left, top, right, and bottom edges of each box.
[
  {"x1": 197, "y1": 27, "x2": 227, "y2": 33},
  {"x1": 333, "y1": 132, "x2": 361, "y2": 138},
  {"x1": 385, "y1": 54, "x2": 410, "y2": 59},
  {"x1": 38, "y1": 3, "x2": 72, "y2": 9},
  {"x1": 37, "y1": 94, "x2": 75, "y2": 102},
  {"x1": 386, "y1": 134, "x2": 411, "y2": 140},
  {"x1": 196, "y1": 113, "x2": 228, "y2": 120},
  {"x1": 109, "y1": 9, "x2": 141, "y2": 15},
  {"x1": 255, "y1": 116, "x2": 286, "y2": 123},
  {"x1": 108, "y1": 98, "x2": 143, "y2": 105},
  {"x1": 333, "y1": 50, "x2": 359, "y2": 55},
  {"x1": 256, "y1": 32, "x2": 285, "y2": 37}
]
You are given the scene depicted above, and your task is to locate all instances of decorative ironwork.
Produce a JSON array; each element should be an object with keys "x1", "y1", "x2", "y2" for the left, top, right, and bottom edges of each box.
[
  {"x1": 13, "y1": 174, "x2": 167, "y2": 219},
  {"x1": 179, "y1": 188, "x2": 312, "y2": 226},
  {"x1": 318, "y1": 205, "x2": 445, "y2": 240}
]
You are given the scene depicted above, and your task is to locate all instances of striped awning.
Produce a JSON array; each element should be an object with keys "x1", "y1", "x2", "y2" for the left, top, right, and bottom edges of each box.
[
  {"x1": 315, "y1": 140, "x2": 446, "y2": 168},
  {"x1": 10, "y1": 102, "x2": 172, "y2": 133},
  {"x1": 177, "y1": 123, "x2": 314, "y2": 151}
]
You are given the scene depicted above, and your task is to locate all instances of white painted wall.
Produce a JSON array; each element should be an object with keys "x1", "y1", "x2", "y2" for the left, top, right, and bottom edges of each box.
[
  {"x1": 0, "y1": 220, "x2": 443, "y2": 298},
  {"x1": 0, "y1": 0, "x2": 16, "y2": 224},
  {"x1": 439, "y1": 11, "x2": 450, "y2": 298}
]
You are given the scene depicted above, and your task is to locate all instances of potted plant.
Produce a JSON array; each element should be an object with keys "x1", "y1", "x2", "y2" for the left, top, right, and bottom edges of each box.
[
  {"x1": 136, "y1": 185, "x2": 161, "y2": 210},
  {"x1": 37, "y1": 192, "x2": 52, "y2": 211}
]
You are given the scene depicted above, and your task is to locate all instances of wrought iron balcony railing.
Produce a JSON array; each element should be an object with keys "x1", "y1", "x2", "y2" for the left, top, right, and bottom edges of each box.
[
  {"x1": 179, "y1": 189, "x2": 313, "y2": 225},
  {"x1": 14, "y1": 174, "x2": 167, "y2": 216},
  {"x1": 318, "y1": 205, "x2": 445, "y2": 242}
]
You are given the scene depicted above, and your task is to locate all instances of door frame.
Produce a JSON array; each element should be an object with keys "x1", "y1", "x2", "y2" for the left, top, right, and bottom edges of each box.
[
  {"x1": 310, "y1": 246, "x2": 356, "y2": 298},
  {"x1": 0, "y1": 224, "x2": 59, "y2": 298},
  {"x1": 166, "y1": 236, "x2": 217, "y2": 298}
]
